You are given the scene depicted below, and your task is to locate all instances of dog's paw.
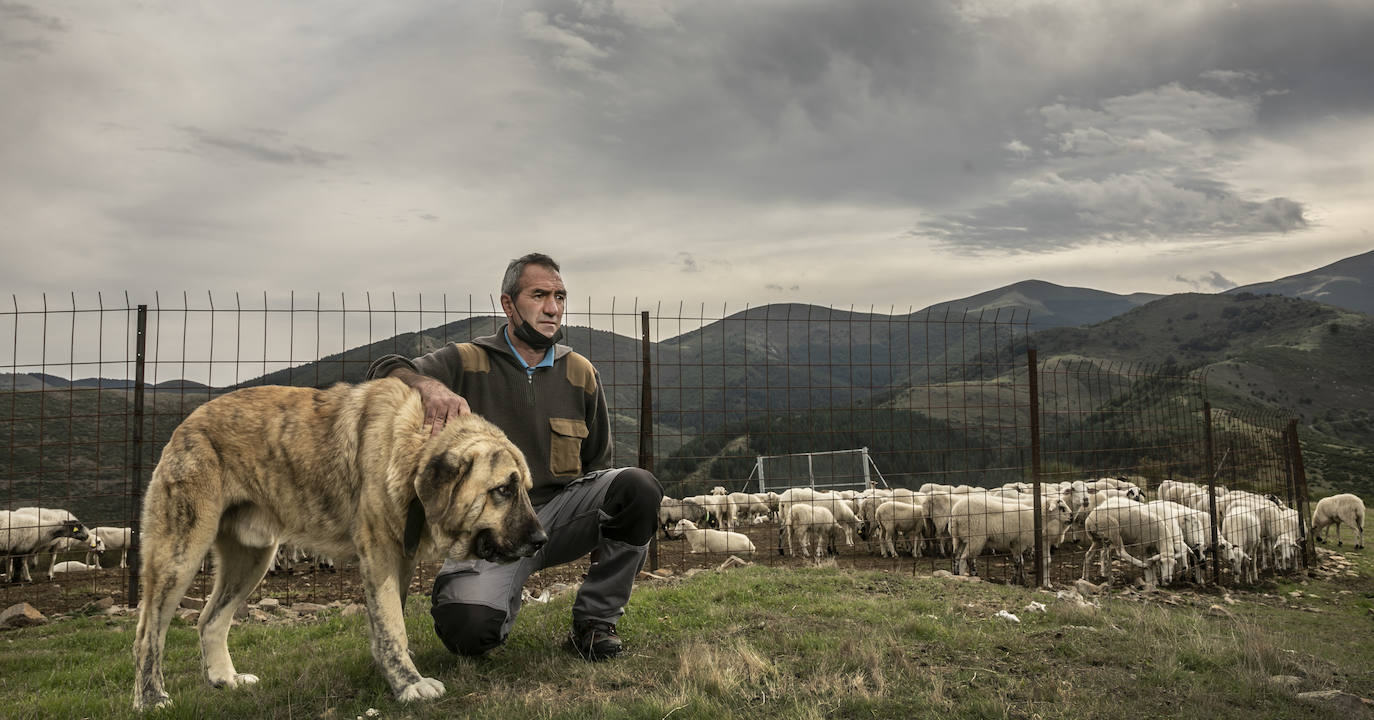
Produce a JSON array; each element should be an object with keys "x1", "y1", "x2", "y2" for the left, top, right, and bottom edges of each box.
[
  {"x1": 211, "y1": 672, "x2": 260, "y2": 689},
  {"x1": 398, "y1": 677, "x2": 446, "y2": 702},
  {"x1": 133, "y1": 692, "x2": 172, "y2": 711}
]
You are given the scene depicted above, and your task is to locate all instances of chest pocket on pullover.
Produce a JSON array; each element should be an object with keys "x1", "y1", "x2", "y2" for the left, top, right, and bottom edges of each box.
[{"x1": 548, "y1": 418, "x2": 589, "y2": 477}]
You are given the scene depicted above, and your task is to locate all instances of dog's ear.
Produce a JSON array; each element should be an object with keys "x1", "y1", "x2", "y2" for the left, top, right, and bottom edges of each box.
[{"x1": 416, "y1": 450, "x2": 473, "y2": 511}]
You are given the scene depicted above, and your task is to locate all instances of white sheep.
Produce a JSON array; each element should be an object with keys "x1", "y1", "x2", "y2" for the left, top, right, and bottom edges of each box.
[
  {"x1": 88, "y1": 526, "x2": 133, "y2": 569},
  {"x1": 782, "y1": 503, "x2": 836, "y2": 558},
  {"x1": 1145, "y1": 500, "x2": 1217, "y2": 582},
  {"x1": 686, "y1": 493, "x2": 731, "y2": 529},
  {"x1": 1311, "y1": 493, "x2": 1366, "y2": 549},
  {"x1": 923, "y1": 486, "x2": 984, "y2": 557},
  {"x1": 658, "y1": 497, "x2": 705, "y2": 537},
  {"x1": 725, "y1": 492, "x2": 771, "y2": 528},
  {"x1": 950, "y1": 494, "x2": 1074, "y2": 585},
  {"x1": 671, "y1": 519, "x2": 755, "y2": 555},
  {"x1": 776, "y1": 488, "x2": 859, "y2": 549},
  {"x1": 1221, "y1": 507, "x2": 1263, "y2": 583},
  {"x1": 1082, "y1": 498, "x2": 1186, "y2": 586},
  {"x1": 1, "y1": 508, "x2": 94, "y2": 583},
  {"x1": 49, "y1": 533, "x2": 105, "y2": 578},
  {"x1": 1271, "y1": 507, "x2": 1303, "y2": 571},
  {"x1": 50, "y1": 560, "x2": 97, "y2": 575},
  {"x1": 874, "y1": 501, "x2": 926, "y2": 558}
]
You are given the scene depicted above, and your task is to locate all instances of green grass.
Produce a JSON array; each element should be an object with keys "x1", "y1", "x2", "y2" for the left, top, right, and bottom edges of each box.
[{"x1": 3, "y1": 554, "x2": 1373, "y2": 720}]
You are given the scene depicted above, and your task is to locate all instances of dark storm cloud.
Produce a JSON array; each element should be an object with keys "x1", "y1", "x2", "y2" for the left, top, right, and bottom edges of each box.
[{"x1": 920, "y1": 171, "x2": 1307, "y2": 253}]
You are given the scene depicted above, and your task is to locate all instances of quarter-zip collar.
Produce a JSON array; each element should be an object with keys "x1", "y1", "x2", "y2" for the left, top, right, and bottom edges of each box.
[{"x1": 503, "y1": 325, "x2": 557, "y2": 374}]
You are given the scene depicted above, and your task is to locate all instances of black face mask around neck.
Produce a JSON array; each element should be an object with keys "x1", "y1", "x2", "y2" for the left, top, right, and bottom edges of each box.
[{"x1": 510, "y1": 307, "x2": 563, "y2": 351}]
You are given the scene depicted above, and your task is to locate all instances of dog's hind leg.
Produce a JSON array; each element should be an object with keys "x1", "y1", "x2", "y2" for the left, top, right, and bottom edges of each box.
[
  {"x1": 133, "y1": 493, "x2": 220, "y2": 710},
  {"x1": 199, "y1": 534, "x2": 276, "y2": 690}
]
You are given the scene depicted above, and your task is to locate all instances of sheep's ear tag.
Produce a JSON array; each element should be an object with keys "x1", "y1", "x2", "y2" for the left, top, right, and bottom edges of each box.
[{"x1": 403, "y1": 498, "x2": 425, "y2": 556}]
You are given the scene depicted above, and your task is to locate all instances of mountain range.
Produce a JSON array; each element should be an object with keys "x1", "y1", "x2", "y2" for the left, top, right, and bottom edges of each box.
[{"x1": 4, "y1": 248, "x2": 1373, "y2": 522}]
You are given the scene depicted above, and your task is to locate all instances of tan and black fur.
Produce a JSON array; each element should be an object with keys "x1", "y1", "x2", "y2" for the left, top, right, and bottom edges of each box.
[{"x1": 132, "y1": 378, "x2": 546, "y2": 710}]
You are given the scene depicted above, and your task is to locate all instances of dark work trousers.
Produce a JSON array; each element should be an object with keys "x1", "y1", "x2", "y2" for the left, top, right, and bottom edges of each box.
[{"x1": 430, "y1": 466, "x2": 662, "y2": 656}]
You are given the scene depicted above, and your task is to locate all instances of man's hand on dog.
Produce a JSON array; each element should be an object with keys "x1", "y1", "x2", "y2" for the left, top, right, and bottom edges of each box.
[{"x1": 415, "y1": 377, "x2": 471, "y2": 436}]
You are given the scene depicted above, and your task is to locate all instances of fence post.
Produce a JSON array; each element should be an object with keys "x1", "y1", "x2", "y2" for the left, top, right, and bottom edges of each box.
[
  {"x1": 1203, "y1": 401, "x2": 1221, "y2": 585},
  {"x1": 128, "y1": 305, "x2": 148, "y2": 608},
  {"x1": 1286, "y1": 420, "x2": 1314, "y2": 568},
  {"x1": 638, "y1": 310, "x2": 657, "y2": 571},
  {"x1": 1027, "y1": 348, "x2": 1046, "y2": 587}
]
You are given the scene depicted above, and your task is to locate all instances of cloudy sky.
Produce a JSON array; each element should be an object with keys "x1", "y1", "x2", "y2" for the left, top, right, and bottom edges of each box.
[{"x1": 4, "y1": 0, "x2": 1373, "y2": 313}]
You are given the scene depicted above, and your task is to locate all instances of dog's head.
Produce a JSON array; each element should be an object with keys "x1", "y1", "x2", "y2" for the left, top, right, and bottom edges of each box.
[{"x1": 413, "y1": 414, "x2": 547, "y2": 564}]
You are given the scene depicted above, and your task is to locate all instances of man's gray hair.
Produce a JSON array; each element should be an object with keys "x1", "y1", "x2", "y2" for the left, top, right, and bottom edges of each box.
[{"x1": 501, "y1": 253, "x2": 561, "y2": 298}]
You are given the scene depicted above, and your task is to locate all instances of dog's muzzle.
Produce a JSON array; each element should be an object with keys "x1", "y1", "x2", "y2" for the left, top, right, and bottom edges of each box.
[{"x1": 473, "y1": 527, "x2": 548, "y2": 564}]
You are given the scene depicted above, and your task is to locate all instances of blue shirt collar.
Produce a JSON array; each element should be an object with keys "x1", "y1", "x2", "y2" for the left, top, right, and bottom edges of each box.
[{"x1": 504, "y1": 326, "x2": 556, "y2": 372}]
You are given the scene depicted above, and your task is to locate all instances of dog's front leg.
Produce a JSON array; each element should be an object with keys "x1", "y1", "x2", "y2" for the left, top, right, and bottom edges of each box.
[{"x1": 357, "y1": 551, "x2": 445, "y2": 702}]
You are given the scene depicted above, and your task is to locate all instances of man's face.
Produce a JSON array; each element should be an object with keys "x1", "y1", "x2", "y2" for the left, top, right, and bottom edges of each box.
[{"x1": 503, "y1": 264, "x2": 566, "y2": 338}]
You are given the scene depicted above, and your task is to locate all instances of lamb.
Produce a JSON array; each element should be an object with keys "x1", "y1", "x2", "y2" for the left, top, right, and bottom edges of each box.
[
  {"x1": 950, "y1": 494, "x2": 1074, "y2": 585},
  {"x1": 782, "y1": 503, "x2": 836, "y2": 558},
  {"x1": 1311, "y1": 493, "x2": 1366, "y2": 549},
  {"x1": 1082, "y1": 498, "x2": 1186, "y2": 586},
  {"x1": 1, "y1": 508, "x2": 93, "y2": 583},
  {"x1": 874, "y1": 501, "x2": 926, "y2": 558},
  {"x1": 671, "y1": 519, "x2": 755, "y2": 555}
]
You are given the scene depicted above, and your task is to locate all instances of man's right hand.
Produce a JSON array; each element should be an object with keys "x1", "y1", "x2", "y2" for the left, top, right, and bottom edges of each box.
[{"x1": 393, "y1": 369, "x2": 470, "y2": 436}]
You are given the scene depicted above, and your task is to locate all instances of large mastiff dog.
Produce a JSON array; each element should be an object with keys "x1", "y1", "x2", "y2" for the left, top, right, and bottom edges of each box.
[{"x1": 133, "y1": 378, "x2": 546, "y2": 710}]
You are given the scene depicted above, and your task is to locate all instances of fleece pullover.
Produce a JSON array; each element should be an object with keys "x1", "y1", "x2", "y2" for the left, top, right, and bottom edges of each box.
[{"x1": 366, "y1": 326, "x2": 613, "y2": 507}]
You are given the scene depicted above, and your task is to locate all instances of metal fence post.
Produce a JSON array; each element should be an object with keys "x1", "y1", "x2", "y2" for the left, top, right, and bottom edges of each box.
[
  {"x1": 638, "y1": 310, "x2": 657, "y2": 571},
  {"x1": 1203, "y1": 401, "x2": 1221, "y2": 585},
  {"x1": 1027, "y1": 348, "x2": 1046, "y2": 587},
  {"x1": 128, "y1": 305, "x2": 147, "y2": 608},
  {"x1": 1286, "y1": 420, "x2": 1314, "y2": 568}
]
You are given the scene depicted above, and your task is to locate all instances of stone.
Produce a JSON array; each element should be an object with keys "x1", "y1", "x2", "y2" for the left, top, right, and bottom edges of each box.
[
  {"x1": 176, "y1": 608, "x2": 200, "y2": 624},
  {"x1": 292, "y1": 602, "x2": 328, "y2": 614},
  {"x1": 340, "y1": 603, "x2": 367, "y2": 618},
  {"x1": 258, "y1": 598, "x2": 282, "y2": 612},
  {"x1": 0, "y1": 603, "x2": 47, "y2": 629},
  {"x1": 1296, "y1": 690, "x2": 1374, "y2": 715},
  {"x1": 180, "y1": 596, "x2": 206, "y2": 610}
]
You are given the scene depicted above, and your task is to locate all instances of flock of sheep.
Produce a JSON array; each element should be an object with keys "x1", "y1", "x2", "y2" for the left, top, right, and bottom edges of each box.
[
  {"x1": 4, "y1": 482, "x2": 1365, "y2": 591},
  {"x1": 659, "y1": 480, "x2": 1367, "y2": 587},
  {"x1": 0, "y1": 507, "x2": 133, "y2": 582}
]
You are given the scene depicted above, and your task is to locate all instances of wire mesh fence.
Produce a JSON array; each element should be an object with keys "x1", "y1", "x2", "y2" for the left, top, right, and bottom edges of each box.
[{"x1": 1, "y1": 294, "x2": 1312, "y2": 612}]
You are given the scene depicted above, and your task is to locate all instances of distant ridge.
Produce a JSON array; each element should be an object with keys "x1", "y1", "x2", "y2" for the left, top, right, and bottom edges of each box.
[
  {"x1": 1226, "y1": 248, "x2": 1374, "y2": 314},
  {"x1": 917, "y1": 279, "x2": 1163, "y2": 330}
]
